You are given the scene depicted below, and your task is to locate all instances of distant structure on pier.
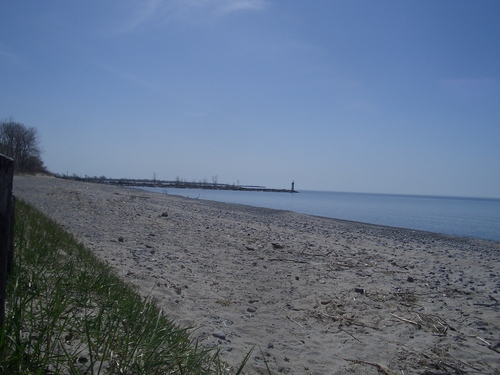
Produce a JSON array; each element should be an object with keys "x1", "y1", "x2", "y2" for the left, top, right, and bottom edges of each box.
[{"x1": 291, "y1": 181, "x2": 295, "y2": 192}]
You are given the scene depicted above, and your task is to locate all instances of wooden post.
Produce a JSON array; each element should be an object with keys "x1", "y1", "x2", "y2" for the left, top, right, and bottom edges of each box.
[{"x1": 0, "y1": 153, "x2": 15, "y2": 328}]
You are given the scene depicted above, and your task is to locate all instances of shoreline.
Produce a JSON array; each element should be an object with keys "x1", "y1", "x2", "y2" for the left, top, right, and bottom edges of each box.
[
  {"x1": 142, "y1": 185, "x2": 500, "y2": 243},
  {"x1": 13, "y1": 175, "x2": 500, "y2": 374}
]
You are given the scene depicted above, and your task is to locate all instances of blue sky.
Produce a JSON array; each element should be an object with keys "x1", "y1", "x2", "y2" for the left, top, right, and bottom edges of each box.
[{"x1": 1, "y1": 1, "x2": 499, "y2": 198}]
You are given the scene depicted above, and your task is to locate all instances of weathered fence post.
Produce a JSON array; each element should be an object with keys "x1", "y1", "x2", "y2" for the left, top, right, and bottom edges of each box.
[{"x1": 0, "y1": 153, "x2": 15, "y2": 328}]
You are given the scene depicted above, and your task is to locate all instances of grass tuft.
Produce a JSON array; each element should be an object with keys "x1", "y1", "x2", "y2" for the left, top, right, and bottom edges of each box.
[{"x1": 1, "y1": 199, "x2": 245, "y2": 374}]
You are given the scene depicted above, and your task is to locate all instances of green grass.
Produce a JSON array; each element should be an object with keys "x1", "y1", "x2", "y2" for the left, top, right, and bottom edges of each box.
[{"x1": 0, "y1": 200, "x2": 252, "y2": 374}]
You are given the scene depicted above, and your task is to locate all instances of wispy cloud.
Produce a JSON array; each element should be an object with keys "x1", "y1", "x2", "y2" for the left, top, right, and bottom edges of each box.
[
  {"x1": 105, "y1": 0, "x2": 165, "y2": 35},
  {"x1": 212, "y1": 0, "x2": 267, "y2": 14},
  {"x1": 170, "y1": 0, "x2": 267, "y2": 21},
  {"x1": 127, "y1": 0, "x2": 163, "y2": 30},
  {"x1": 107, "y1": 0, "x2": 266, "y2": 34}
]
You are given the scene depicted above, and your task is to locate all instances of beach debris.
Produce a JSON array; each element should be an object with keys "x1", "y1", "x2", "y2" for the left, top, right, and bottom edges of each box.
[
  {"x1": 118, "y1": 236, "x2": 124, "y2": 242},
  {"x1": 272, "y1": 242, "x2": 284, "y2": 249},
  {"x1": 476, "y1": 336, "x2": 491, "y2": 346},
  {"x1": 339, "y1": 327, "x2": 362, "y2": 343},
  {"x1": 311, "y1": 309, "x2": 379, "y2": 331},
  {"x1": 488, "y1": 341, "x2": 500, "y2": 353},
  {"x1": 354, "y1": 288, "x2": 364, "y2": 294},
  {"x1": 407, "y1": 276, "x2": 414, "y2": 282},
  {"x1": 473, "y1": 301, "x2": 500, "y2": 307},
  {"x1": 390, "y1": 313, "x2": 421, "y2": 328},
  {"x1": 160, "y1": 211, "x2": 168, "y2": 217},
  {"x1": 122, "y1": 318, "x2": 133, "y2": 332},
  {"x1": 212, "y1": 330, "x2": 227, "y2": 340},
  {"x1": 64, "y1": 331, "x2": 73, "y2": 342},
  {"x1": 343, "y1": 359, "x2": 398, "y2": 375},
  {"x1": 285, "y1": 315, "x2": 305, "y2": 329},
  {"x1": 268, "y1": 257, "x2": 310, "y2": 264}
]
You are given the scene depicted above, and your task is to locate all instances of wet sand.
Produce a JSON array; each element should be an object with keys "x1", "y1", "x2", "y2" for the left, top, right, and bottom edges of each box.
[{"x1": 14, "y1": 175, "x2": 500, "y2": 374}]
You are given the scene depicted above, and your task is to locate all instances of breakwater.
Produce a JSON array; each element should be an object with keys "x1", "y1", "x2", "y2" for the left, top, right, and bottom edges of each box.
[{"x1": 55, "y1": 175, "x2": 298, "y2": 193}]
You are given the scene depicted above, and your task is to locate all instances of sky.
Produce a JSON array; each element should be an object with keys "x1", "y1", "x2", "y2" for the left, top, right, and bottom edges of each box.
[{"x1": 1, "y1": 1, "x2": 499, "y2": 198}]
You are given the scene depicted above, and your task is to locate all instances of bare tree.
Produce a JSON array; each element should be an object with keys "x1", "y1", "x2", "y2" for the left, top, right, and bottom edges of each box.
[{"x1": 0, "y1": 119, "x2": 46, "y2": 173}]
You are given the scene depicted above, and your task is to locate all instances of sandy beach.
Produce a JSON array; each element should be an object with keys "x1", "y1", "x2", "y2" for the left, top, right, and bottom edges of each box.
[{"x1": 13, "y1": 175, "x2": 500, "y2": 374}]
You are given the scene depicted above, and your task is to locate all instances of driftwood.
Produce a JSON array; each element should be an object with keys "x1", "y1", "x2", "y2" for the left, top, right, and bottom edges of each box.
[{"x1": 390, "y1": 313, "x2": 421, "y2": 327}]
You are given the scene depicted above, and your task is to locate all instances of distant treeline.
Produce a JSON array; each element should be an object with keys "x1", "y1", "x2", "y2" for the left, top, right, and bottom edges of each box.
[
  {"x1": 55, "y1": 174, "x2": 298, "y2": 193},
  {"x1": 1, "y1": 119, "x2": 48, "y2": 174}
]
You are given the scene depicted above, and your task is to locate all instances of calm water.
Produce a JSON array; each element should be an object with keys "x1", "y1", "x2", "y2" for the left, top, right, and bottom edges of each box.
[{"x1": 139, "y1": 187, "x2": 500, "y2": 242}]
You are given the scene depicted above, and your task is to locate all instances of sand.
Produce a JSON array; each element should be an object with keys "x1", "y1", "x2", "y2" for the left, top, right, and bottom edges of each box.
[{"x1": 13, "y1": 175, "x2": 500, "y2": 374}]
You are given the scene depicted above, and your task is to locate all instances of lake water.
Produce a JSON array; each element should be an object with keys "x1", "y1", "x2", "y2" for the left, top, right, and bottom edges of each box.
[{"x1": 138, "y1": 187, "x2": 500, "y2": 242}]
